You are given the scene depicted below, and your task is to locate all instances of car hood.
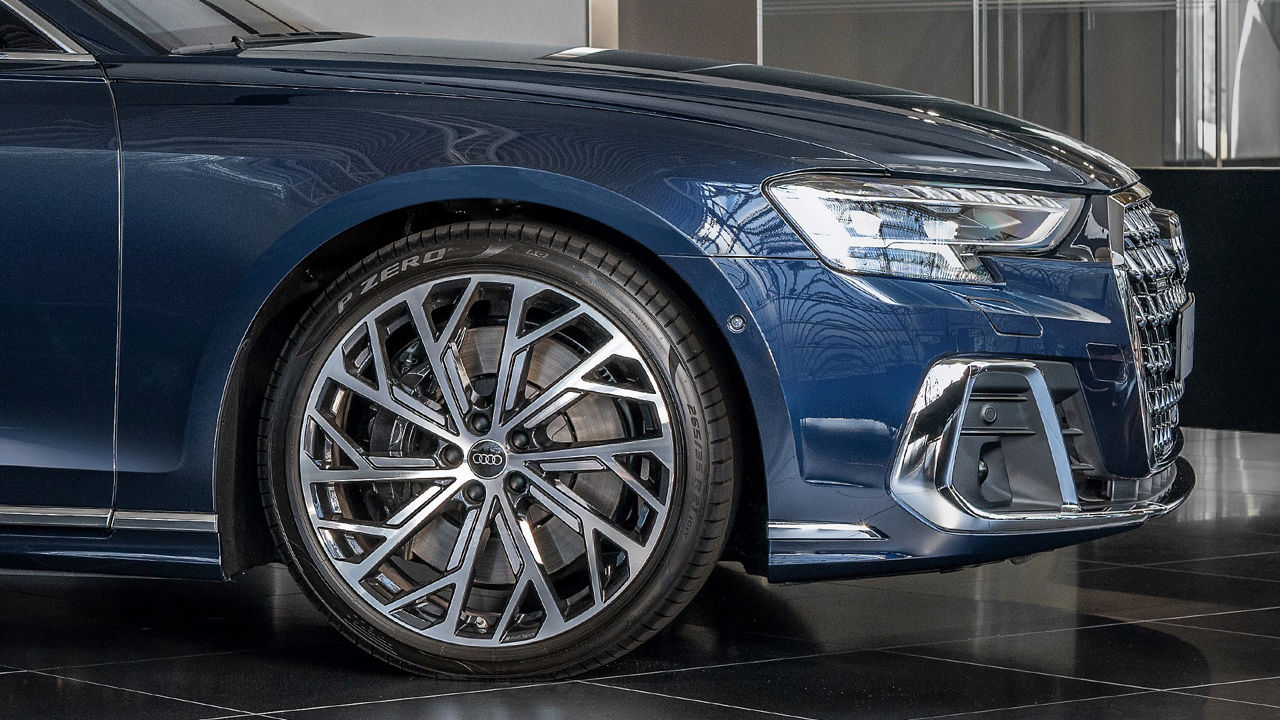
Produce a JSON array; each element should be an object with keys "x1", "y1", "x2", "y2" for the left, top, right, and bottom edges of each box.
[{"x1": 245, "y1": 37, "x2": 1138, "y2": 193}]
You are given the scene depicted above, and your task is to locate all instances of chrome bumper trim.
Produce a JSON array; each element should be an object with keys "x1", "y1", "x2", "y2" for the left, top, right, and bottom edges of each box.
[{"x1": 767, "y1": 521, "x2": 885, "y2": 542}]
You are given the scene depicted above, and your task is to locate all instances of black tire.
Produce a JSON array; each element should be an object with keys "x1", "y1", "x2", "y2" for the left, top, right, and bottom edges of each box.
[{"x1": 259, "y1": 221, "x2": 736, "y2": 678}]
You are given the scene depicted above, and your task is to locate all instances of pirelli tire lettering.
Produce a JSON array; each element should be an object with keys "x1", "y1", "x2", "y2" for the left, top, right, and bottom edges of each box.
[{"x1": 337, "y1": 248, "x2": 447, "y2": 314}]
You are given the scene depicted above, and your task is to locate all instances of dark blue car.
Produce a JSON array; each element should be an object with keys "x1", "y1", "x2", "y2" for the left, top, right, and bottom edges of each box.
[{"x1": 1, "y1": 0, "x2": 1195, "y2": 677}]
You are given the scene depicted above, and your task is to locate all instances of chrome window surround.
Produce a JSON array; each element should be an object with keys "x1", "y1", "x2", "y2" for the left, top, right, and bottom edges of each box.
[
  {"x1": 1106, "y1": 184, "x2": 1191, "y2": 470},
  {"x1": 0, "y1": 0, "x2": 95, "y2": 62},
  {"x1": 888, "y1": 359, "x2": 1189, "y2": 534}
]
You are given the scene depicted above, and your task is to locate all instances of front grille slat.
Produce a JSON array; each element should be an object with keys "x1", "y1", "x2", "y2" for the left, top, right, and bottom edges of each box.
[{"x1": 1122, "y1": 199, "x2": 1189, "y2": 466}]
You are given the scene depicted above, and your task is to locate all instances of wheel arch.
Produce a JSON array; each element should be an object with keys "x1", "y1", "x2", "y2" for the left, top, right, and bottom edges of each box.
[{"x1": 209, "y1": 166, "x2": 778, "y2": 576}]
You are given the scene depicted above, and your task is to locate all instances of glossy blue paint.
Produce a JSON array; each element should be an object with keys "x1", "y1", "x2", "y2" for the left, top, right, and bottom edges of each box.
[
  {"x1": 0, "y1": 59, "x2": 118, "y2": 510},
  {"x1": 0, "y1": 529, "x2": 223, "y2": 579},
  {"x1": 0, "y1": 1, "x2": 1191, "y2": 583}
]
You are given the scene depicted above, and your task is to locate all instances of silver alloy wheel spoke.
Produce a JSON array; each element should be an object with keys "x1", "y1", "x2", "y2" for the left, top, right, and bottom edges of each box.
[
  {"x1": 318, "y1": 351, "x2": 459, "y2": 445},
  {"x1": 404, "y1": 280, "x2": 477, "y2": 442},
  {"x1": 298, "y1": 272, "x2": 675, "y2": 647},
  {"x1": 500, "y1": 334, "x2": 640, "y2": 432},
  {"x1": 495, "y1": 489, "x2": 570, "y2": 637},
  {"x1": 384, "y1": 493, "x2": 493, "y2": 615},
  {"x1": 517, "y1": 437, "x2": 672, "y2": 510},
  {"x1": 527, "y1": 479, "x2": 646, "y2": 558},
  {"x1": 329, "y1": 476, "x2": 471, "y2": 585}
]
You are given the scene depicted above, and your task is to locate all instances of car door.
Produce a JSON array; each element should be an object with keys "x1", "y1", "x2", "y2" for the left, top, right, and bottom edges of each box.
[{"x1": 0, "y1": 2, "x2": 118, "y2": 524}]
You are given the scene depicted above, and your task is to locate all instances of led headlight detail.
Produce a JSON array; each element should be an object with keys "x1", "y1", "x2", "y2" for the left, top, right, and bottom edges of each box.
[{"x1": 766, "y1": 176, "x2": 1085, "y2": 284}]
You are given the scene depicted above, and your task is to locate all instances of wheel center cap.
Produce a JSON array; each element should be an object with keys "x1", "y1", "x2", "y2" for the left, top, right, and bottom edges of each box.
[{"x1": 467, "y1": 440, "x2": 507, "y2": 479}]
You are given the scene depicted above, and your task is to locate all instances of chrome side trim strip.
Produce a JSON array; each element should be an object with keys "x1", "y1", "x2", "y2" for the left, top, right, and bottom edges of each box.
[
  {"x1": 0, "y1": 506, "x2": 218, "y2": 533},
  {"x1": 0, "y1": 0, "x2": 92, "y2": 55},
  {"x1": 0, "y1": 505, "x2": 111, "y2": 529},
  {"x1": 767, "y1": 521, "x2": 884, "y2": 542},
  {"x1": 111, "y1": 511, "x2": 219, "y2": 533}
]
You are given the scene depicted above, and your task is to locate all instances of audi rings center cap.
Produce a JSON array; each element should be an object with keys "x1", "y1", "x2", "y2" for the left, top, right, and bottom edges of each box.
[{"x1": 468, "y1": 440, "x2": 508, "y2": 479}]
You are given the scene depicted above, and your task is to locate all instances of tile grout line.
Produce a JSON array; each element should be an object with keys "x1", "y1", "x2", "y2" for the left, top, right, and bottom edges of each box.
[
  {"x1": 1078, "y1": 563, "x2": 1280, "y2": 584},
  {"x1": 867, "y1": 603, "x2": 1280, "y2": 654},
  {"x1": 879, "y1": 649, "x2": 1161, "y2": 693},
  {"x1": 1136, "y1": 549, "x2": 1280, "y2": 567},
  {"x1": 253, "y1": 680, "x2": 573, "y2": 715},
  {"x1": 1166, "y1": 689, "x2": 1280, "y2": 711},
  {"x1": 901, "y1": 690, "x2": 1157, "y2": 720},
  {"x1": 886, "y1": 650, "x2": 1280, "y2": 715},
  {"x1": 1170, "y1": 671, "x2": 1280, "y2": 691},
  {"x1": 27, "y1": 670, "x2": 283, "y2": 720},
  {"x1": 1152, "y1": 620, "x2": 1280, "y2": 642},
  {"x1": 590, "y1": 648, "x2": 861, "y2": 682},
  {"x1": 906, "y1": 687, "x2": 1280, "y2": 720},
  {"x1": 583, "y1": 680, "x2": 821, "y2": 720},
  {"x1": 35, "y1": 648, "x2": 258, "y2": 673}
]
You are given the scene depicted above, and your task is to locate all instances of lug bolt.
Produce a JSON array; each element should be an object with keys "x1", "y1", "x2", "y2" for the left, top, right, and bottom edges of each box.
[
  {"x1": 505, "y1": 473, "x2": 528, "y2": 493},
  {"x1": 464, "y1": 482, "x2": 486, "y2": 503},
  {"x1": 469, "y1": 412, "x2": 492, "y2": 434},
  {"x1": 441, "y1": 445, "x2": 464, "y2": 468},
  {"x1": 977, "y1": 459, "x2": 990, "y2": 482},
  {"x1": 510, "y1": 430, "x2": 530, "y2": 450}
]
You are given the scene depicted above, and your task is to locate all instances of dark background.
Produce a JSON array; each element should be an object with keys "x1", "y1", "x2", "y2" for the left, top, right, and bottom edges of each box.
[{"x1": 1142, "y1": 169, "x2": 1280, "y2": 433}]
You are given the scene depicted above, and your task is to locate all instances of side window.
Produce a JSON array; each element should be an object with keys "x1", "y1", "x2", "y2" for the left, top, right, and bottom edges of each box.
[{"x1": 0, "y1": 6, "x2": 56, "y2": 52}]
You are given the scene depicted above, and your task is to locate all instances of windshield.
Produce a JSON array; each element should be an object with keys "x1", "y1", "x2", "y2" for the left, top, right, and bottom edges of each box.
[{"x1": 91, "y1": 0, "x2": 342, "y2": 52}]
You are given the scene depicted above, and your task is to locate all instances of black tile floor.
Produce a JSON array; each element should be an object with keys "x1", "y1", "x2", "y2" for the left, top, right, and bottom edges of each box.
[{"x1": 3, "y1": 427, "x2": 1280, "y2": 719}]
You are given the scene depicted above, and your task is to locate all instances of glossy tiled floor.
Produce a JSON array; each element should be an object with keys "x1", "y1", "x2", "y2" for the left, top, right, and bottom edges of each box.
[{"x1": 3, "y1": 428, "x2": 1279, "y2": 719}]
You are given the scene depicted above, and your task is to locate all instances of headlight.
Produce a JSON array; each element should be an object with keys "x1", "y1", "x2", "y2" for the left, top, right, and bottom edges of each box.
[{"x1": 765, "y1": 175, "x2": 1085, "y2": 284}]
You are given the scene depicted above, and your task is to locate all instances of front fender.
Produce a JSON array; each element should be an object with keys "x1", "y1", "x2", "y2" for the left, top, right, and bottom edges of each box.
[{"x1": 193, "y1": 166, "x2": 797, "y2": 554}]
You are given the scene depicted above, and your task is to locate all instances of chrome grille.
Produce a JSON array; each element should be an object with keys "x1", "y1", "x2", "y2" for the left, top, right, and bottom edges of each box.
[{"x1": 1121, "y1": 199, "x2": 1189, "y2": 465}]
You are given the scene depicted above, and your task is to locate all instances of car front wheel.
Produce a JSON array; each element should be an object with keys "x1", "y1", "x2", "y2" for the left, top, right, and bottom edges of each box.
[{"x1": 260, "y1": 221, "x2": 736, "y2": 677}]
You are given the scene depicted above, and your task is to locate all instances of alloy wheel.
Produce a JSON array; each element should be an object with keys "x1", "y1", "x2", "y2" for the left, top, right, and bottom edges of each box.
[{"x1": 296, "y1": 273, "x2": 678, "y2": 647}]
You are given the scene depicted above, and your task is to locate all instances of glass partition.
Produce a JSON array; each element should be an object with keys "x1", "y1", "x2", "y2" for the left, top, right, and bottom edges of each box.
[{"x1": 760, "y1": 0, "x2": 1280, "y2": 167}]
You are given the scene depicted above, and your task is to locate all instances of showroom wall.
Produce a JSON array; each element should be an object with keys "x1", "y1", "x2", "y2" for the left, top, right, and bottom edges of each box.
[
  {"x1": 276, "y1": 0, "x2": 587, "y2": 46},
  {"x1": 614, "y1": 0, "x2": 757, "y2": 64}
]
